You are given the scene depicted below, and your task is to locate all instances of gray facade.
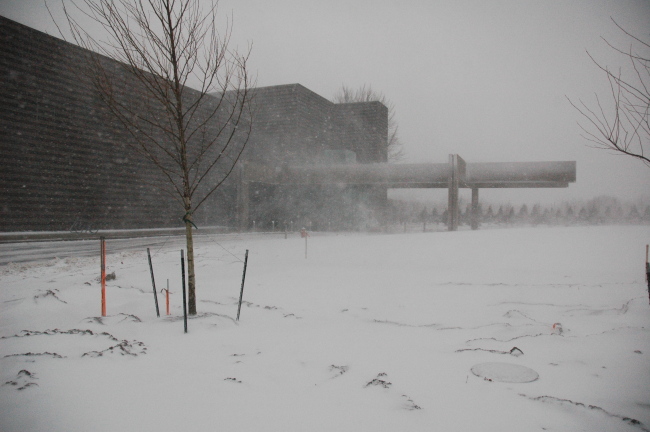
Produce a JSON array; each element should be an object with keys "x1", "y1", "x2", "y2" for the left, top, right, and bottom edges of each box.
[{"x1": 0, "y1": 16, "x2": 387, "y2": 232}]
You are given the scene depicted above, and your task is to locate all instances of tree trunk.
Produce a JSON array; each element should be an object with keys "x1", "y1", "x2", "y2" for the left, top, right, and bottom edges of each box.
[{"x1": 185, "y1": 214, "x2": 197, "y2": 315}]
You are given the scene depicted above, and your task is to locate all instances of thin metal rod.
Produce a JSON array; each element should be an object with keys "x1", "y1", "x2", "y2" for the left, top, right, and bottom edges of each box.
[
  {"x1": 147, "y1": 248, "x2": 160, "y2": 317},
  {"x1": 181, "y1": 250, "x2": 188, "y2": 333},
  {"x1": 646, "y1": 245, "x2": 649, "y2": 305},
  {"x1": 237, "y1": 250, "x2": 249, "y2": 321},
  {"x1": 100, "y1": 237, "x2": 106, "y2": 317}
]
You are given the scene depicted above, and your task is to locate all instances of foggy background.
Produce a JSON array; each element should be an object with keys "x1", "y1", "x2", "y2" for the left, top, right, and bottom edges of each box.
[{"x1": 1, "y1": 0, "x2": 648, "y2": 209}]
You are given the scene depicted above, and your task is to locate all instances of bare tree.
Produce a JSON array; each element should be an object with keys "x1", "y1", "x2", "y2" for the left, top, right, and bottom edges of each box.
[
  {"x1": 333, "y1": 84, "x2": 404, "y2": 162},
  {"x1": 52, "y1": 0, "x2": 255, "y2": 314},
  {"x1": 569, "y1": 19, "x2": 649, "y2": 167}
]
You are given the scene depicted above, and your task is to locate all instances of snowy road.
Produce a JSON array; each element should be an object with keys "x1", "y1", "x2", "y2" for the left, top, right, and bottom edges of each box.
[
  {"x1": 0, "y1": 232, "x2": 285, "y2": 265},
  {"x1": 0, "y1": 237, "x2": 181, "y2": 265}
]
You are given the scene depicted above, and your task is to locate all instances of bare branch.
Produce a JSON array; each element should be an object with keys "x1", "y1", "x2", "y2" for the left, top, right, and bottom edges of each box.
[{"x1": 569, "y1": 19, "x2": 650, "y2": 168}]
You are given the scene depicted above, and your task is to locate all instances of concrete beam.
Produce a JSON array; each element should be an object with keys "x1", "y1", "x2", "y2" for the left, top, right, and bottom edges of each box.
[
  {"x1": 275, "y1": 163, "x2": 450, "y2": 186},
  {"x1": 466, "y1": 161, "x2": 576, "y2": 184},
  {"x1": 243, "y1": 160, "x2": 576, "y2": 189},
  {"x1": 469, "y1": 181, "x2": 570, "y2": 188}
]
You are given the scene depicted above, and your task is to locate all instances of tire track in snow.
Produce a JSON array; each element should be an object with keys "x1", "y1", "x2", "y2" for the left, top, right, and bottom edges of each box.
[{"x1": 519, "y1": 393, "x2": 649, "y2": 432}]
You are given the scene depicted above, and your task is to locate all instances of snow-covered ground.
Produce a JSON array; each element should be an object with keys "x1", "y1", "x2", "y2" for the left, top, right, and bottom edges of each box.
[{"x1": 1, "y1": 226, "x2": 649, "y2": 431}]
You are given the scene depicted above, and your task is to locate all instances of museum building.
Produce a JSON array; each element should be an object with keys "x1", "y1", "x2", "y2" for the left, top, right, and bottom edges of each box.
[{"x1": 0, "y1": 16, "x2": 388, "y2": 232}]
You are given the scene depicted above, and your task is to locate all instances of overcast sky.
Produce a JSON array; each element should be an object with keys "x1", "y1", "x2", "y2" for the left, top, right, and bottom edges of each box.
[{"x1": 1, "y1": 0, "x2": 649, "y2": 207}]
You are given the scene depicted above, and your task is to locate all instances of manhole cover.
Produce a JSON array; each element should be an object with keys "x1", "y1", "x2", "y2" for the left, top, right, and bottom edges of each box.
[{"x1": 471, "y1": 362, "x2": 539, "y2": 383}]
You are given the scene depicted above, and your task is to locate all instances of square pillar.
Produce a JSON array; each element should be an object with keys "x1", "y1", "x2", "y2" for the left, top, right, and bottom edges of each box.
[
  {"x1": 447, "y1": 154, "x2": 459, "y2": 231},
  {"x1": 447, "y1": 154, "x2": 468, "y2": 231},
  {"x1": 471, "y1": 187, "x2": 479, "y2": 230},
  {"x1": 237, "y1": 163, "x2": 250, "y2": 232}
]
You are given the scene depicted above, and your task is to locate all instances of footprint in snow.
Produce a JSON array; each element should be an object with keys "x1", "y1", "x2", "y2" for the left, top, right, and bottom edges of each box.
[
  {"x1": 364, "y1": 372, "x2": 423, "y2": 410},
  {"x1": 3, "y1": 370, "x2": 38, "y2": 391}
]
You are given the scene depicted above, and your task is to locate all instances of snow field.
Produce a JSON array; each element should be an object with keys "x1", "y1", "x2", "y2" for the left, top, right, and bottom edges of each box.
[{"x1": 0, "y1": 225, "x2": 649, "y2": 431}]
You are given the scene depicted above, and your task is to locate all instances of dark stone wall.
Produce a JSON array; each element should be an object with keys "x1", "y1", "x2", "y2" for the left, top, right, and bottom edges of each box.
[
  {"x1": 244, "y1": 83, "x2": 388, "y2": 166},
  {"x1": 242, "y1": 85, "x2": 388, "y2": 229},
  {"x1": 333, "y1": 102, "x2": 388, "y2": 163},
  {"x1": 0, "y1": 16, "x2": 179, "y2": 231},
  {"x1": 243, "y1": 84, "x2": 299, "y2": 165},
  {"x1": 0, "y1": 16, "x2": 387, "y2": 232}
]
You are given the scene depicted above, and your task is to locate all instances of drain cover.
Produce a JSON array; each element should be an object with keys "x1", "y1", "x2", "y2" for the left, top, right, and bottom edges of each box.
[{"x1": 471, "y1": 362, "x2": 539, "y2": 383}]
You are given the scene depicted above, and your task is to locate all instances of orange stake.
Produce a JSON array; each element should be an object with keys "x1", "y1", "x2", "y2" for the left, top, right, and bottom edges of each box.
[
  {"x1": 166, "y1": 279, "x2": 170, "y2": 316},
  {"x1": 100, "y1": 236, "x2": 106, "y2": 317},
  {"x1": 301, "y1": 228, "x2": 309, "y2": 259}
]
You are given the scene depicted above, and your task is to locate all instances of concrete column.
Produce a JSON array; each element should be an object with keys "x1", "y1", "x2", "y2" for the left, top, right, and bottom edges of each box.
[
  {"x1": 236, "y1": 163, "x2": 250, "y2": 232},
  {"x1": 471, "y1": 187, "x2": 479, "y2": 230},
  {"x1": 447, "y1": 154, "x2": 459, "y2": 231}
]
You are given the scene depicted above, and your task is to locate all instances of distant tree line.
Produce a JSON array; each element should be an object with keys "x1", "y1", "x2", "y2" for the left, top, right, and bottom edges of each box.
[
  {"x1": 245, "y1": 195, "x2": 649, "y2": 233},
  {"x1": 387, "y1": 195, "x2": 650, "y2": 229}
]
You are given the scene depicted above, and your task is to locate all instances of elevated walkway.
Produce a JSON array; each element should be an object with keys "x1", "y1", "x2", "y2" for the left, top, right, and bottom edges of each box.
[{"x1": 237, "y1": 155, "x2": 576, "y2": 231}]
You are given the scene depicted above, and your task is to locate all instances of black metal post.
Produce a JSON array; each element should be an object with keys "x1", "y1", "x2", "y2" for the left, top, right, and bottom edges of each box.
[
  {"x1": 237, "y1": 250, "x2": 249, "y2": 321},
  {"x1": 181, "y1": 249, "x2": 188, "y2": 333},
  {"x1": 147, "y1": 248, "x2": 160, "y2": 317},
  {"x1": 100, "y1": 236, "x2": 106, "y2": 317},
  {"x1": 646, "y1": 261, "x2": 649, "y2": 305}
]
